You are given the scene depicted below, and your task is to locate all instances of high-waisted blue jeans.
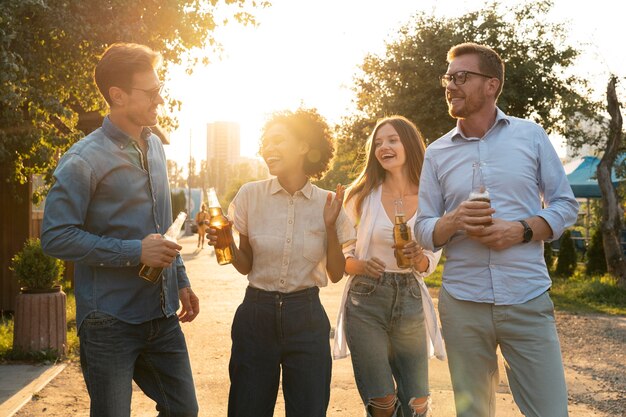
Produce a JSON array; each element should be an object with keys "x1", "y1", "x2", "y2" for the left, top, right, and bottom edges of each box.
[
  {"x1": 228, "y1": 286, "x2": 332, "y2": 417},
  {"x1": 346, "y1": 273, "x2": 430, "y2": 417}
]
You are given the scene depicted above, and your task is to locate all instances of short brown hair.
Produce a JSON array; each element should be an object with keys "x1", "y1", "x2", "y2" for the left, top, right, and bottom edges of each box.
[
  {"x1": 447, "y1": 43, "x2": 505, "y2": 98},
  {"x1": 94, "y1": 43, "x2": 162, "y2": 106},
  {"x1": 261, "y1": 108, "x2": 335, "y2": 180}
]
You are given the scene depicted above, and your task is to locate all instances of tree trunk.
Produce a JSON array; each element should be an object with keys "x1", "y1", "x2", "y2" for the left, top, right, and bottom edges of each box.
[{"x1": 598, "y1": 76, "x2": 626, "y2": 287}]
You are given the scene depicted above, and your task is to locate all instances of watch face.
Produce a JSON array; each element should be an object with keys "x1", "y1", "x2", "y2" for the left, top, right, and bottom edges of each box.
[{"x1": 524, "y1": 225, "x2": 533, "y2": 242}]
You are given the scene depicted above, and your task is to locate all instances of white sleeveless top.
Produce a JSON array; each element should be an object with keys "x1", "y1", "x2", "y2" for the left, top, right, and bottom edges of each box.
[{"x1": 367, "y1": 197, "x2": 418, "y2": 273}]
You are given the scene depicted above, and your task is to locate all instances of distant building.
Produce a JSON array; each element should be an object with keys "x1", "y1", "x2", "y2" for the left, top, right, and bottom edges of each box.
[{"x1": 206, "y1": 121, "x2": 240, "y2": 166}]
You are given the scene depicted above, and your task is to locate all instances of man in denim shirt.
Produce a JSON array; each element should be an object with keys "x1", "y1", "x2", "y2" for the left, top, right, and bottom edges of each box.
[
  {"x1": 42, "y1": 43, "x2": 199, "y2": 417},
  {"x1": 415, "y1": 43, "x2": 578, "y2": 417}
]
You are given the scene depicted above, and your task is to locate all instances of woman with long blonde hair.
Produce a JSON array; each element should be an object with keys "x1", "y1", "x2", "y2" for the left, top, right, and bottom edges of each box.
[{"x1": 333, "y1": 116, "x2": 445, "y2": 417}]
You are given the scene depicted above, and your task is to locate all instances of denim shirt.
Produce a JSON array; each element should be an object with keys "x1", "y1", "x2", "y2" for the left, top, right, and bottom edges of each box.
[
  {"x1": 42, "y1": 116, "x2": 190, "y2": 329},
  {"x1": 415, "y1": 108, "x2": 579, "y2": 305}
]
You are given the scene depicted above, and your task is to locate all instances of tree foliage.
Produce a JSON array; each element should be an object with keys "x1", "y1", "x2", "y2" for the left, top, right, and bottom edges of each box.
[
  {"x1": 320, "y1": 0, "x2": 597, "y2": 187},
  {"x1": 0, "y1": 0, "x2": 268, "y2": 202}
]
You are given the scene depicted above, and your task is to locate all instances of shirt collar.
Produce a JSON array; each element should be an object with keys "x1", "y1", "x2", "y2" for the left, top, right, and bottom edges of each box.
[
  {"x1": 102, "y1": 115, "x2": 153, "y2": 148},
  {"x1": 270, "y1": 177, "x2": 313, "y2": 199},
  {"x1": 451, "y1": 107, "x2": 510, "y2": 142}
]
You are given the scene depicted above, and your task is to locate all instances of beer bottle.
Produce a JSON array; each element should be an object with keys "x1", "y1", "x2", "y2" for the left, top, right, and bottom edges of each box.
[
  {"x1": 393, "y1": 199, "x2": 412, "y2": 269},
  {"x1": 207, "y1": 187, "x2": 234, "y2": 265},
  {"x1": 139, "y1": 211, "x2": 187, "y2": 283},
  {"x1": 469, "y1": 162, "x2": 492, "y2": 225}
]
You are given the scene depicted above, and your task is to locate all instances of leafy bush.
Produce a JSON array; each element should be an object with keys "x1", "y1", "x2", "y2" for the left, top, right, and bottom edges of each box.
[
  {"x1": 10, "y1": 238, "x2": 64, "y2": 290},
  {"x1": 585, "y1": 228, "x2": 607, "y2": 276},
  {"x1": 544, "y1": 241, "x2": 554, "y2": 272},
  {"x1": 555, "y1": 230, "x2": 577, "y2": 277}
]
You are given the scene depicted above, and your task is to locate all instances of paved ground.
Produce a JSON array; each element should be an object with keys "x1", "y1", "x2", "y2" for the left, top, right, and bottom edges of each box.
[
  {"x1": 4, "y1": 235, "x2": 622, "y2": 416},
  {"x1": 0, "y1": 364, "x2": 66, "y2": 417}
]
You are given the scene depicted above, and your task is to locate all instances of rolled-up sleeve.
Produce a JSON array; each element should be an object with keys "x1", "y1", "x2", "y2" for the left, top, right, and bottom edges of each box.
[
  {"x1": 415, "y1": 154, "x2": 446, "y2": 252},
  {"x1": 41, "y1": 153, "x2": 143, "y2": 266},
  {"x1": 535, "y1": 130, "x2": 579, "y2": 241}
]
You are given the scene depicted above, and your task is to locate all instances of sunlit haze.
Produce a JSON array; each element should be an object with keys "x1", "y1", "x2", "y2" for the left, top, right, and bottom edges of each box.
[{"x1": 163, "y1": 0, "x2": 625, "y2": 172}]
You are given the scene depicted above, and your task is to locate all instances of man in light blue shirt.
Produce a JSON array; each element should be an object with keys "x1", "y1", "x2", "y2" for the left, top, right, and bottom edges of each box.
[
  {"x1": 42, "y1": 43, "x2": 199, "y2": 417},
  {"x1": 415, "y1": 43, "x2": 578, "y2": 417}
]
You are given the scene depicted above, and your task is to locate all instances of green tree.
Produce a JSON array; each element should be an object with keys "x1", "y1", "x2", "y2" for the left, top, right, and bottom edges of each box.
[
  {"x1": 167, "y1": 160, "x2": 186, "y2": 189},
  {"x1": 586, "y1": 228, "x2": 607, "y2": 276},
  {"x1": 556, "y1": 230, "x2": 578, "y2": 278},
  {"x1": 0, "y1": 0, "x2": 268, "y2": 202},
  {"x1": 321, "y1": 0, "x2": 596, "y2": 187},
  {"x1": 170, "y1": 190, "x2": 187, "y2": 222}
]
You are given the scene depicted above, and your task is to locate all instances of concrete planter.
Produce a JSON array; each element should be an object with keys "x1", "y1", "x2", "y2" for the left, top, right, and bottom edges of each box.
[{"x1": 13, "y1": 286, "x2": 67, "y2": 356}]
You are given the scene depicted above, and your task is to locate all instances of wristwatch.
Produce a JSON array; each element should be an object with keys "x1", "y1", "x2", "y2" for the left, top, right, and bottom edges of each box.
[{"x1": 518, "y1": 220, "x2": 533, "y2": 243}]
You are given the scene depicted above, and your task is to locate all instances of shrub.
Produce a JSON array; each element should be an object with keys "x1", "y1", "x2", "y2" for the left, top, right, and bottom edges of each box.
[
  {"x1": 555, "y1": 230, "x2": 577, "y2": 277},
  {"x1": 585, "y1": 228, "x2": 607, "y2": 276},
  {"x1": 544, "y1": 241, "x2": 554, "y2": 272},
  {"x1": 10, "y1": 238, "x2": 64, "y2": 290}
]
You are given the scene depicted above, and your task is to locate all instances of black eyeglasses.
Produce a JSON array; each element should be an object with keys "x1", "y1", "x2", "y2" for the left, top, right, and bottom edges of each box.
[
  {"x1": 131, "y1": 83, "x2": 164, "y2": 102},
  {"x1": 440, "y1": 71, "x2": 494, "y2": 88}
]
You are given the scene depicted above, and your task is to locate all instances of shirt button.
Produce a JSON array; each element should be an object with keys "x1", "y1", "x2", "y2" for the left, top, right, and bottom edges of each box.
[
  {"x1": 126, "y1": 261, "x2": 131, "y2": 266},
  {"x1": 286, "y1": 238, "x2": 291, "y2": 243},
  {"x1": 283, "y1": 260, "x2": 288, "y2": 265},
  {"x1": 280, "y1": 280, "x2": 285, "y2": 284},
  {"x1": 288, "y1": 220, "x2": 293, "y2": 224},
  {"x1": 289, "y1": 199, "x2": 293, "y2": 205}
]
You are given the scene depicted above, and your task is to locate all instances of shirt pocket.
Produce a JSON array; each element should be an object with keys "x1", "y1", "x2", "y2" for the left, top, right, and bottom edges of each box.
[{"x1": 302, "y1": 221, "x2": 326, "y2": 264}]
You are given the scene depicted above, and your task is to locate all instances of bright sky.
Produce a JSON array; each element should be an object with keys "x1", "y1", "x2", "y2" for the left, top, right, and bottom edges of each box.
[{"x1": 163, "y1": 0, "x2": 625, "y2": 170}]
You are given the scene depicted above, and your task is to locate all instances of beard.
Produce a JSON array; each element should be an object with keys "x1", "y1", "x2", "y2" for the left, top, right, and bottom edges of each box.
[
  {"x1": 128, "y1": 107, "x2": 159, "y2": 127},
  {"x1": 447, "y1": 92, "x2": 487, "y2": 119}
]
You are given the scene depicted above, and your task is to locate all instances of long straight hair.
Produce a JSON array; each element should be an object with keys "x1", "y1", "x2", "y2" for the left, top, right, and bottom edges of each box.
[{"x1": 346, "y1": 116, "x2": 426, "y2": 217}]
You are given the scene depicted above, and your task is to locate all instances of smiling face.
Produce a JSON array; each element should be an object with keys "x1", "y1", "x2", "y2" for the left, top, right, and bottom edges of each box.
[
  {"x1": 445, "y1": 54, "x2": 494, "y2": 119},
  {"x1": 374, "y1": 123, "x2": 407, "y2": 173},
  {"x1": 260, "y1": 123, "x2": 309, "y2": 177},
  {"x1": 109, "y1": 69, "x2": 164, "y2": 127}
]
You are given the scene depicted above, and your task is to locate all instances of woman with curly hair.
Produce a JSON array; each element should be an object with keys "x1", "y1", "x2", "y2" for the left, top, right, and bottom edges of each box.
[
  {"x1": 333, "y1": 116, "x2": 445, "y2": 417},
  {"x1": 207, "y1": 108, "x2": 355, "y2": 417}
]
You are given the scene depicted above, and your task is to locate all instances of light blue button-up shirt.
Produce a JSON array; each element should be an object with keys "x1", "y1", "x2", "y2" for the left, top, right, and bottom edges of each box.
[
  {"x1": 415, "y1": 108, "x2": 579, "y2": 305},
  {"x1": 42, "y1": 116, "x2": 190, "y2": 329}
]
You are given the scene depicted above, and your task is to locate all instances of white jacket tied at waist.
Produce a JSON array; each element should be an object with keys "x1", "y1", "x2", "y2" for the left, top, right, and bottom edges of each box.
[{"x1": 332, "y1": 185, "x2": 446, "y2": 361}]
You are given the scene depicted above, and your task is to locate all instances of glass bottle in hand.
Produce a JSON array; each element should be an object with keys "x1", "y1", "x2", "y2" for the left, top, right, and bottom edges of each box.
[
  {"x1": 139, "y1": 211, "x2": 187, "y2": 283},
  {"x1": 469, "y1": 161, "x2": 492, "y2": 225},
  {"x1": 393, "y1": 199, "x2": 412, "y2": 269},
  {"x1": 207, "y1": 188, "x2": 234, "y2": 265}
]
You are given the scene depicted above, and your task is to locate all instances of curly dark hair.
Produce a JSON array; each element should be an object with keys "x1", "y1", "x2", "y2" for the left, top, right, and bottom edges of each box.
[{"x1": 260, "y1": 108, "x2": 335, "y2": 180}]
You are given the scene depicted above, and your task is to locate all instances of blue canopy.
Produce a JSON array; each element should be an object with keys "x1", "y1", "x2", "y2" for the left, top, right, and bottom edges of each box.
[{"x1": 566, "y1": 155, "x2": 626, "y2": 199}]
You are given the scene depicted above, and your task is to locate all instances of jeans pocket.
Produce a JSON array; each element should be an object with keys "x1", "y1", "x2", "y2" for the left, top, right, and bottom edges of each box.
[
  {"x1": 82, "y1": 312, "x2": 118, "y2": 329},
  {"x1": 349, "y1": 276, "x2": 377, "y2": 296},
  {"x1": 408, "y1": 281, "x2": 423, "y2": 300}
]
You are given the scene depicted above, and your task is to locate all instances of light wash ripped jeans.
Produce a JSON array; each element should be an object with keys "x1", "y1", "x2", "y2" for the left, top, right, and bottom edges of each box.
[{"x1": 346, "y1": 272, "x2": 430, "y2": 417}]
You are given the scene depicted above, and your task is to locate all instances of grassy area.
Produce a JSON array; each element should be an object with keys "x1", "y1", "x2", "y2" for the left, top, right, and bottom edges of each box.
[
  {"x1": 0, "y1": 281, "x2": 79, "y2": 363},
  {"x1": 424, "y1": 260, "x2": 626, "y2": 316},
  {"x1": 550, "y1": 271, "x2": 626, "y2": 315}
]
